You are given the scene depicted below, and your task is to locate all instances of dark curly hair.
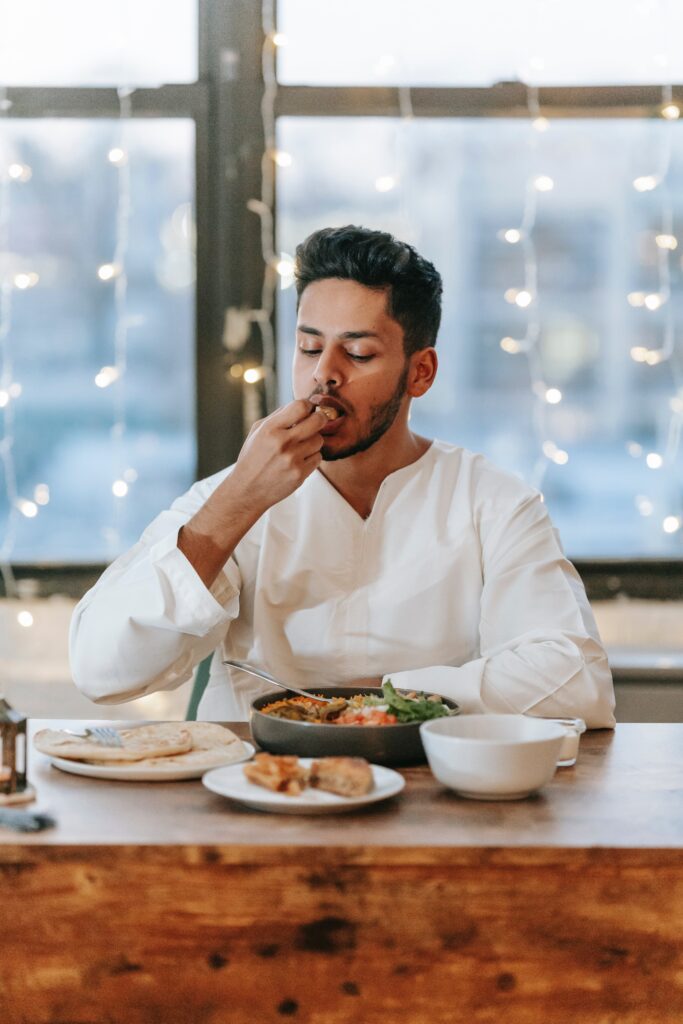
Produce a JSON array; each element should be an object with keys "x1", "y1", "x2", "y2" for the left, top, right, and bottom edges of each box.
[{"x1": 294, "y1": 225, "x2": 442, "y2": 357}]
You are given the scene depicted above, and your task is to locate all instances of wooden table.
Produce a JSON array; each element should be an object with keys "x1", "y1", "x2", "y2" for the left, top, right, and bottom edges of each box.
[{"x1": 2, "y1": 721, "x2": 682, "y2": 1024}]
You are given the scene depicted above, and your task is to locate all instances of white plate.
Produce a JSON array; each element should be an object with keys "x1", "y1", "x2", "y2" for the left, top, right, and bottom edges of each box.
[
  {"x1": 202, "y1": 758, "x2": 405, "y2": 814},
  {"x1": 49, "y1": 742, "x2": 255, "y2": 782}
]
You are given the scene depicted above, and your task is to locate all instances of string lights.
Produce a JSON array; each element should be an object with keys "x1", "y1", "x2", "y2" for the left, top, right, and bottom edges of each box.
[
  {"x1": 96, "y1": 85, "x2": 135, "y2": 551},
  {"x1": 498, "y1": 66, "x2": 682, "y2": 545},
  {"x1": 0, "y1": 84, "x2": 39, "y2": 626},
  {"x1": 497, "y1": 80, "x2": 568, "y2": 491},
  {"x1": 223, "y1": 0, "x2": 283, "y2": 431},
  {"x1": 624, "y1": 76, "x2": 683, "y2": 541}
]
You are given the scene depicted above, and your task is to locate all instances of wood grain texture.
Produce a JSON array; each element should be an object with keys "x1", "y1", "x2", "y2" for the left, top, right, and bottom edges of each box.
[
  {"x1": 1, "y1": 721, "x2": 682, "y2": 1023},
  {"x1": 1, "y1": 846, "x2": 682, "y2": 1024}
]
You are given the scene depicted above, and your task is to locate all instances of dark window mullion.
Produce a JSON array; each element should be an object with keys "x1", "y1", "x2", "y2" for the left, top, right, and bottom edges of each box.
[{"x1": 275, "y1": 83, "x2": 683, "y2": 119}]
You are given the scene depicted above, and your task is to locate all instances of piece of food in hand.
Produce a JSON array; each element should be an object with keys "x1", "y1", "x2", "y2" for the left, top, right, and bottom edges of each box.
[
  {"x1": 309, "y1": 757, "x2": 374, "y2": 797},
  {"x1": 34, "y1": 723, "x2": 193, "y2": 763},
  {"x1": 315, "y1": 405, "x2": 339, "y2": 421},
  {"x1": 243, "y1": 753, "x2": 309, "y2": 795}
]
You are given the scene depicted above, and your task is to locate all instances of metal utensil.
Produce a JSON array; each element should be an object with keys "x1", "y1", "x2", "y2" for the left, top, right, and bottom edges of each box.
[
  {"x1": 63, "y1": 726, "x2": 124, "y2": 747},
  {"x1": 222, "y1": 659, "x2": 337, "y2": 703}
]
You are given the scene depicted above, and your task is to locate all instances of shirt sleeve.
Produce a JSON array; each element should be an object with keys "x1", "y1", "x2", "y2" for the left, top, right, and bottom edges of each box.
[
  {"x1": 69, "y1": 473, "x2": 241, "y2": 705},
  {"x1": 387, "y1": 491, "x2": 616, "y2": 729}
]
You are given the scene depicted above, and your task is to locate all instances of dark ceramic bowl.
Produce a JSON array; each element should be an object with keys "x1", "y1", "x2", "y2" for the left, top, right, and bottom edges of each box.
[{"x1": 249, "y1": 687, "x2": 460, "y2": 767}]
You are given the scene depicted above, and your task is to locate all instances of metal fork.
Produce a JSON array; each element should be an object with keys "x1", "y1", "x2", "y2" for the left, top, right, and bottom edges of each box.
[{"x1": 64, "y1": 726, "x2": 124, "y2": 748}]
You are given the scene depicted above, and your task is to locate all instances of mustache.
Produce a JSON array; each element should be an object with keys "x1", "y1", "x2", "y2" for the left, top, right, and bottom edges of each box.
[{"x1": 307, "y1": 387, "x2": 352, "y2": 414}]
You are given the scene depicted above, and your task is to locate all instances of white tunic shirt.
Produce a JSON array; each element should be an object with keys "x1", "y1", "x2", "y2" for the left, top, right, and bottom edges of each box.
[{"x1": 70, "y1": 441, "x2": 616, "y2": 727}]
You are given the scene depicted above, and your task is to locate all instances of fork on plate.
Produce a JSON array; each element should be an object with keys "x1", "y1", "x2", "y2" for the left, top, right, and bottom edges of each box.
[{"x1": 64, "y1": 726, "x2": 124, "y2": 748}]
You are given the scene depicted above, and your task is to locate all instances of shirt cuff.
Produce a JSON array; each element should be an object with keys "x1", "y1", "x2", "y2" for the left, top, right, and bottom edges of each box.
[
  {"x1": 147, "y1": 529, "x2": 241, "y2": 635},
  {"x1": 383, "y1": 661, "x2": 494, "y2": 715}
]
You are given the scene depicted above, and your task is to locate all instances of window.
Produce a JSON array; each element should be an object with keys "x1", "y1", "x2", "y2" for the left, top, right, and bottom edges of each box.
[
  {"x1": 275, "y1": 2, "x2": 683, "y2": 560},
  {"x1": 1, "y1": 4, "x2": 199, "y2": 563}
]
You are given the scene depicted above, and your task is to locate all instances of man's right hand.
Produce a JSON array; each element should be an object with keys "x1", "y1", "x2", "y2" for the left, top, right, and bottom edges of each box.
[
  {"x1": 178, "y1": 400, "x2": 326, "y2": 588},
  {"x1": 229, "y1": 399, "x2": 326, "y2": 516}
]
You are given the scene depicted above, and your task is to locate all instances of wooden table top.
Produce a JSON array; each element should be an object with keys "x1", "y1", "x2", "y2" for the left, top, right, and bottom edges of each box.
[{"x1": 3, "y1": 720, "x2": 682, "y2": 855}]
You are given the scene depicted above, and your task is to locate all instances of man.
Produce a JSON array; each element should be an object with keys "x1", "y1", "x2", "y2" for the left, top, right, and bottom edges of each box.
[{"x1": 70, "y1": 226, "x2": 615, "y2": 727}]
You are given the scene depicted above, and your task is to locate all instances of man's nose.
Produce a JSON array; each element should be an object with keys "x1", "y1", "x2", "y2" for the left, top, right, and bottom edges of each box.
[{"x1": 313, "y1": 349, "x2": 344, "y2": 389}]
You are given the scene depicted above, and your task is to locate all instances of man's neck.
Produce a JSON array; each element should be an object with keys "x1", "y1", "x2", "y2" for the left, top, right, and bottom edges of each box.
[{"x1": 318, "y1": 424, "x2": 432, "y2": 519}]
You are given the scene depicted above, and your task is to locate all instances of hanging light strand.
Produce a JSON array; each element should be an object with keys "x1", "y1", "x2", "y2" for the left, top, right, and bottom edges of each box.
[
  {"x1": 108, "y1": 86, "x2": 134, "y2": 543},
  {"x1": 0, "y1": 86, "x2": 19, "y2": 589},
  {"x1": 499, "y1": 82, "x2": 564, "y2": 488},
  {"x1": 233, "y1": 0, "x2": 280, "y2": 426}
]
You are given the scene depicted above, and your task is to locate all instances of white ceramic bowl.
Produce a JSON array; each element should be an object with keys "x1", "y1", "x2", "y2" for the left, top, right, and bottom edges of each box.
[{"x1": 420, "y1": 714, "x2": 566, "y2": 800}]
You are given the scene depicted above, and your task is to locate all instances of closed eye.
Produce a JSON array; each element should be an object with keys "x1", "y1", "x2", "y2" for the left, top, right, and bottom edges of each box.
[{"x1": 298, "y1": 348, "x2": 374, "y2": 363}]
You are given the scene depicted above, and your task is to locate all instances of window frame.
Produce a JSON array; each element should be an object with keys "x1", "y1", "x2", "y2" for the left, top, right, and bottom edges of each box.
[{"x1": 2, "y1": 0, "x2": 681, "y2": 601}]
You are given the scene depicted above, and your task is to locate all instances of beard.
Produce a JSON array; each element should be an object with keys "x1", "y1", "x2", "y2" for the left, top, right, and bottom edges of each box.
[{"x1": 320, "y1": 362, "x2": 410, "y2": 462}]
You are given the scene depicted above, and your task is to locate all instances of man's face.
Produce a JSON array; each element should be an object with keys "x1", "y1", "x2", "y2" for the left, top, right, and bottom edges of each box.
[{"x1": 292, "y1": 278, "x2": 411, "y2": 461}]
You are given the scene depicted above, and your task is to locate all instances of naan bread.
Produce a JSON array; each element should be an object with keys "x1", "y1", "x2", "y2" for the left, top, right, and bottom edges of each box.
[
  {"x1": 34, "y1": 723, "x2": 193, "y2": 763},
  {"x1": 114, "y1": 724, "x2": 247, "y2": 769}
]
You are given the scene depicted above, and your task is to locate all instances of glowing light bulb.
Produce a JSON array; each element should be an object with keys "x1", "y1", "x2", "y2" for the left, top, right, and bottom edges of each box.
[
  {"x1": 17, "y1": 610, "x2": 34, "y2": 628},
  {"x1": 108, "y1": 147, "x2": 128, "y2": 166},
  {"x1": 275, "y1": 254, "x2": 294, "y2": 276},
  {"x1": 8, "y1": 162, "x2": 32, "y2": 182},
  {"x1": 375, "y1": 175, "x2": 396, "y2": 193},
  {"x1": 514, "y1": 290, "x2": 532, "y2": 308},
  {"x1": 500, "y1": 229, "x2": 522, "y2": 244},
  {"x1": 553, "y1": 449, "x2": 569, "y2": 465},
  {"x1": 0, "y1": 390, "x2": 9, "y2": 408},
  {"x1": 646, "y1": 452, "x2": 663, "y2": 469},
  {"x1": 112, "y1": 479, "x2": 129, "y2": 497},
  {"x1": 661, "y1": 103, "x2": 680, "y2": 120},
  {"x1": 644, "y1": 293, "x2": 663, "y2": 311},
  {"x1": 663, "y1": 516, "x2": 681, "y2": 533},
  {"x1": 243, "y1": 367, "x2": 264, "y2": 384},
  {"x1": 97, "y1": 262, "x2": 122, "y2": 281},
  {"x1": 500, "y1": 337, "x2": 522, "y2": 354},
  {"x1": 13, "y1": 272, "x2": 39, "y2": 290},
  {"x1": 95, "y1": 366, "x2": 120, "y2": 388},
  {"x1": 533, "y1": 175, "x2": 554, "y2": 192},
  {"x1": 645, "y1": 350, "x2": 663, "y2": 365},
  {"x1": 656, "y1": 233, "x2": 678, "y2": 250},
  {"x1": 627, "y1": 292, "x2": 645, "y2": 307},
  {"x1": 633, "y1": 175, "x2": 659, "y2": 192},
  {"x1": 545, "y1": 388, "x2": 562, "y2": 404},
  {"x1": 630, "y1": 347, "x2": 648, "y2": 362},
  {"x1": 18, "y1": 498, "x2": 38, "y2": 518},
  {"x1": 532, "y1": 117, "x2": 549, "y2": 132},
  {"x1": 272, "y1": 31, "x2": 287, "y2": 46},
  {"x1": 273, "y1": 150, "x2": 293, "y2": 168},
  {"x1": 34, "y1": 483, "x2": 50, "y2": 505},
  {"x1": 229, "y1": 363, "x2": 244, "y2": 379}
]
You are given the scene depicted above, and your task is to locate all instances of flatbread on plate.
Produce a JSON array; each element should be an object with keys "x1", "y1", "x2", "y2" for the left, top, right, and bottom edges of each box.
[
  {"x1": 88, "y1": 724, "x2": 247, "y2": 769},
  {"x1": 35, "y1": 721, "x2": 247, "y2": 769},
  {"x1": 34, "y1": 723, "x2": 193, "y2": 763}
]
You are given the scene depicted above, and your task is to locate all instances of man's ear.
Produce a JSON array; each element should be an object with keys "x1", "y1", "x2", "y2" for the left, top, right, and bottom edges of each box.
[{"x1": 406, "y1": 347, "x2": 438, "y2": 398}]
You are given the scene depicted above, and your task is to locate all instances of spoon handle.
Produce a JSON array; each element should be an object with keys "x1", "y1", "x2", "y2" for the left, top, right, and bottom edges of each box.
[{"x1": 221, "y1": 659, "x2": 335, "y2": 703}]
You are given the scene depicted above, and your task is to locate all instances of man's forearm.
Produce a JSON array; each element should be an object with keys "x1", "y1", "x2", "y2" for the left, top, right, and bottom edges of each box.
[{"x1": 177, "y1": 478, "x2": 264, "y2": 589}]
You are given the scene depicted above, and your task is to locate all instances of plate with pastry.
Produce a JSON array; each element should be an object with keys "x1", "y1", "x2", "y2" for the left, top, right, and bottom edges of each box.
[
  {"x1": 202, "y1": 752, "x2": 405, "y2": 814},
  {"x1": 35, "y1": 722, "x2": 254, "y2": 781}
]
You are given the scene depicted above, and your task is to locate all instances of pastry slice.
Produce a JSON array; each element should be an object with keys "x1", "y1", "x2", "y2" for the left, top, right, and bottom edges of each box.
[
  {"x1": 309, "y1": 757, "x2": 374, "y2": 797},
  {"x1": 243, "y1": 753, "x2": 309, "y2": 795}
]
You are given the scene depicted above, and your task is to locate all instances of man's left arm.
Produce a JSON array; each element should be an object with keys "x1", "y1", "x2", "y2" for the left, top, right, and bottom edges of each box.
[{"x1": 384, "y1": 492, "x2": 616, "y2": 729}]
